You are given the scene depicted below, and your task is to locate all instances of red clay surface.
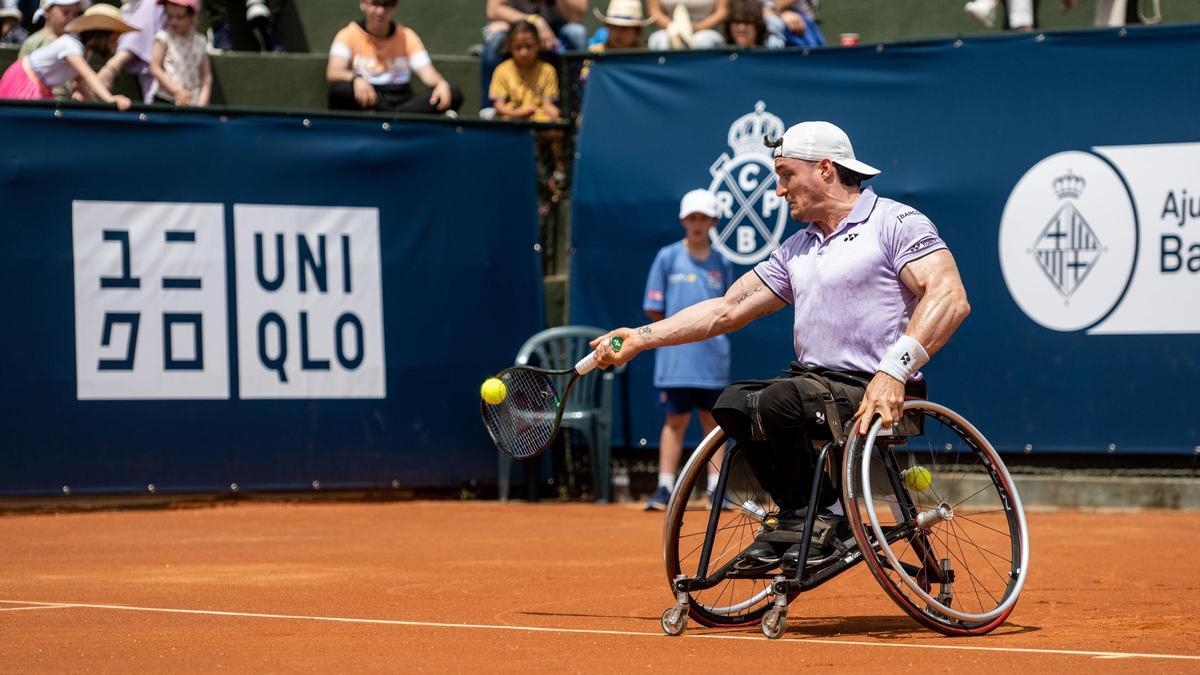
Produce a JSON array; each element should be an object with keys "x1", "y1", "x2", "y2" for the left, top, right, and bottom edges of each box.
[{"x1": 1, "y1": 502, "x2": 1198, "y2": 672}]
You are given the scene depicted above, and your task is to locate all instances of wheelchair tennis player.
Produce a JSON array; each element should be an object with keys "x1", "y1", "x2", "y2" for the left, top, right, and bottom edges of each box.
[{"x1": 591, "y1": 120, "x2": 970, "y2": 574}]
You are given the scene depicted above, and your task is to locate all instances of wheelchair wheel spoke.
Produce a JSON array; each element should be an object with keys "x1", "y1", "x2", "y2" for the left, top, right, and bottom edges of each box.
[
  {"x1": 951, "y1": 483, "x2": 994, "y2": 511},
  {"x1": 940, "y1": 521, "x2": 991, "y2": 611},
  {"x1": 949, "y1": 519, "x2": 1011, "y2": 587},
  {"x1": 954, "y1": 513, "x2": 1014, "y2": 539},
  {"x1": 939, "y1": 521, "x2": 1012, "y2": 567}
]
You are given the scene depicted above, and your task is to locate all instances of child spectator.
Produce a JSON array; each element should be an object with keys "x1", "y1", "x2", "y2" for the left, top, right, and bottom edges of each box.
[
  {"x1": 588, "y1": 0, "x2": 652, "y2": 50},
  {"x1": 149, "y1": 0, "x2": 210, "y2": 105},
  {"x1": 646, "y1": 0, "x2": 728, "y2": 50},
  {"x1": 479, "y1": 0, "x2": 587, "y2": 114},
  {"x1": 18, "y1": 0, "x2": 84, "y2": 58},
  {"x1": 641, "y1": 189, "x2": 733, "y2": 510},
  {"x1": 326, "y1": 0, "x2": 463, "y2": 115},
  {"x1": 726, "y1": 0, "x2": 780, "y2": 47},
  {"x1": 488, "y1": 19, "x2": 559, "y2": 123},
  {"x1": 1, "y1": 0, "x2": 30, "y2": 46},
  {"x1": 0, "y1": 3, "x2": 134, "y2": 109},
  {"x1": 581, "y1": 0, "x2": 650, "y2": 82}
]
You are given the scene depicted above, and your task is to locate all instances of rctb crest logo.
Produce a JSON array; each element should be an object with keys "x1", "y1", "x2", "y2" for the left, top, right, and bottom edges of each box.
[
  {"x1": 707, "y1": 101, "x2": 788, "y2": 265},
  {"x1": 999, "y1": 151, "x2": 1137, "y2": 332}
]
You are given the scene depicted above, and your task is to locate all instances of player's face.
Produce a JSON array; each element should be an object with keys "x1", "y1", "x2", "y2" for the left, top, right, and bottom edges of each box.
[
  {"x1": 681, "y1": 213, "x2": 717, "y2": 242},
  {"x1": 774, "y1": 157, "x2": 822, "y2": 220},
  {"x1": 605, "y1": 25, "x2": 639, "y2": 49}
]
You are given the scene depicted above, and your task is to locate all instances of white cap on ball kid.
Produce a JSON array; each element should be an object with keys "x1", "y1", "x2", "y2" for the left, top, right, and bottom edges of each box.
[
  {"x1": 678, "y1": 188, "x2": 720, "y2": 219},
  {"x1": 771, "y1": 121, "x2": 881, "y2": 177}
]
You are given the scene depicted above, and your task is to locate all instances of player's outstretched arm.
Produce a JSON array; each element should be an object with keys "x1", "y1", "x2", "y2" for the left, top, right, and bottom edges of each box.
[{"x1": 591, "y1": 270, "x2": 786, "y2": 368}]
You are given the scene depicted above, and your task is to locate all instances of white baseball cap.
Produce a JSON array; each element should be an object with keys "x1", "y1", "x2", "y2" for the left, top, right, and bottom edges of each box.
[
  {"x1": 33, "y1": 0, "x2": 87, "y2": 23},
  {"x1": 678, "y1": 188, "x2": 720, "y2": 219},
  {"x1": 770, "y1": 121, "x2": 881, "y2": 177}
]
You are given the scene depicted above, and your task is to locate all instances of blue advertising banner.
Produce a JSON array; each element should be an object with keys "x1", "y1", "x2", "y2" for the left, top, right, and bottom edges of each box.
[
  {"x1": 0, "y1": 106, "x2": 543, "y2": 494},
  {"x1": 572, "y1": 25, "x2": 1200, "y2": 455}
]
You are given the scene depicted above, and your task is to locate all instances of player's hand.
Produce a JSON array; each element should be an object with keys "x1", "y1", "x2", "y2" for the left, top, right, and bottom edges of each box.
[
  {"x1": 429, "y1": 80, "x2": 451, "y2": 110},
  {"x1": 854, "y1": 371, "x2": 906, "y2": 435},
  {"x1": 353, "y1": 77, "x2": 376, "y2": 108},
  {"x1": 112, "y1": 95, "x2": 132, "y2": 112},
  {"x1": 590, "y1": 328, "x2": 639, "y2": 369},
  {"x1": 781, "y1": 10, "x2": 806, "y2": 35}
]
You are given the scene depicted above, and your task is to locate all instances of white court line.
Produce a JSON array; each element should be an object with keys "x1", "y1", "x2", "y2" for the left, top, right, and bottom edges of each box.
[
  {"x1": 0, "y1": 604, "x2": 71, "y2": 612},
  {"x1": 1, "y1": 599, "x2": 1197, "y2": 662}
]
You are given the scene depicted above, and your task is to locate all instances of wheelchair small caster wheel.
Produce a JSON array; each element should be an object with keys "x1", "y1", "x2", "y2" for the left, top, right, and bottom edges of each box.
[
  {"x1": 761, "y1": 608, "x2": 787, "y2": 639},
  {"x1": 661, "y1": 606, "x2": 687, "y2": 636}
]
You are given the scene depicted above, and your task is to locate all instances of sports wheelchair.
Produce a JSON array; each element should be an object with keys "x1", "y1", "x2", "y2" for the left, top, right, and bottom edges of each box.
[{"x1": 659, "y1": 400, "x2": 1029, "y2": 639}]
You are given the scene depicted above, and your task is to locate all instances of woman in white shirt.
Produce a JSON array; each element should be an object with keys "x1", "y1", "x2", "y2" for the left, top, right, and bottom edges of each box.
[
  {"x1": 0, "y1": 3, "x2": 134, "y2": 110},
  {"x1": 646, "y1": 0, "x2": 728, "y2": 50}
]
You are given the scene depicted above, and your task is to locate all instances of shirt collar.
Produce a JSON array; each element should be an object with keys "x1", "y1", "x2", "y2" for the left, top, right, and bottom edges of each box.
[{"x1": 802, "y1": 187, "x2": 878, "y2": 241}]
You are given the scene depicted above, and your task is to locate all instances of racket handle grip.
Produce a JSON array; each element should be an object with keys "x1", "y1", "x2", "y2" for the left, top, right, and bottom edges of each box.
[{"x1": 574, "y1": 336, "x2": 623, "y2": 375}]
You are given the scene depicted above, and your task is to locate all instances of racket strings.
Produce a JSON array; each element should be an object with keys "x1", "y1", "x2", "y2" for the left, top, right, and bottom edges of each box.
[{"x1": 482, "y1": 368, "x2": 562, "y2": 459}]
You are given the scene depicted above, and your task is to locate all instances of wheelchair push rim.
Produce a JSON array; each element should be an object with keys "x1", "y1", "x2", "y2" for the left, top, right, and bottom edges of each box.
[{"x1": 845, "y1": 400, "x2": 1030, "y2": 629}]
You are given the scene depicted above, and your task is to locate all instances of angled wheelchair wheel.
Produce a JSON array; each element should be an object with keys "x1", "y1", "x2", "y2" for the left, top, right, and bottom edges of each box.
[
  {"x1": 842, "y1": 401, "x2": 1030, "y2": 636},
  {"x1": 662, "y1": 428, "x2": 796, "y2": 627}
]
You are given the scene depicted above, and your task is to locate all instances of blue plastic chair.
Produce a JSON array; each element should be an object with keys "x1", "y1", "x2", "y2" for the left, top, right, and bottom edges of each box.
[{"x1": 498, "y1": 326, "x2": 627, "y2": 503}]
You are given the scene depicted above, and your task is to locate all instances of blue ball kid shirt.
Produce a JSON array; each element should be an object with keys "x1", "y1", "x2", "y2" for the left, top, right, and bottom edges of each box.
[{"x1": 643, "y1": 240, "x2": 734, "y2": 389}]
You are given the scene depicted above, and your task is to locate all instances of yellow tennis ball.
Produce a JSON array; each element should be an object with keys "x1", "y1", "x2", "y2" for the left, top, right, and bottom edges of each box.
[
  {"x1": 481, "y1": 377, "x2": 507, "y2": 405},
  {"x1": 903, "y1": 466, "x2": 932, "y2": 492}
]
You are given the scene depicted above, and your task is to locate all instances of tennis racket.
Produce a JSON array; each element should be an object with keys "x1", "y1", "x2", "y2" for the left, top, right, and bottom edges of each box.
[{"x1": 481, "y1": 337, "x2": 623, "y2": 460}]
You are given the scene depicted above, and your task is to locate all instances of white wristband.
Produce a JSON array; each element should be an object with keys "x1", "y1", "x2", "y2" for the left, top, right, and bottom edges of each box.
[{"x1": 877, "y1": 335, "x2": 929, "y2": 383}]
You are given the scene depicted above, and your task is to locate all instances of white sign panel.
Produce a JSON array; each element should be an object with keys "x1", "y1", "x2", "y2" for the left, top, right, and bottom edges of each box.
[
  {"x1": 999, "y1": 142, "x2": 1200, "y2": 334},
  {"x1": 72, "y1": 201, "x2": 229, "y2": 399},
  {"x1": 233, "y1": 204, "x2": 386, "y2": 399}
]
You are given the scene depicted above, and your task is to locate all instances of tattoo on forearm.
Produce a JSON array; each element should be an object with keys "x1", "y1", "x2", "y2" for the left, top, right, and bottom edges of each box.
[
  {"x1": 638, "y1": 326, "x2": 653, "y2": 339},
  {"x1": 736, "y1": 284, "x2": 764, "y2": 305}
]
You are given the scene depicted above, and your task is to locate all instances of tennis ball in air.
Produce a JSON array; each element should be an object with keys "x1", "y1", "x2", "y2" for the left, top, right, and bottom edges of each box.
[
  {"x1": 903, "y1": 466, "x2": 932, "y2": 492},
  {"x1": 481, "y1": 378, "x2": 507, "y2": 405}
]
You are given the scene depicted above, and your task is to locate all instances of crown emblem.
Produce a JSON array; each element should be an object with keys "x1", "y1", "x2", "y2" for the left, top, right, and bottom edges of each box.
[
  {"x1": 728, "y1": 101, "x2": 784, "y2": 157},
  {"x1": 1053, "y1": 171, "x2": 1086, "y2": 200}
]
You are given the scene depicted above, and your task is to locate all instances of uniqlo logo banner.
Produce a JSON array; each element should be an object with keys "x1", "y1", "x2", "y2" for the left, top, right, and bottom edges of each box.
[{"x1": 71, "y1": 201, "x2": 385, "y2": 400}]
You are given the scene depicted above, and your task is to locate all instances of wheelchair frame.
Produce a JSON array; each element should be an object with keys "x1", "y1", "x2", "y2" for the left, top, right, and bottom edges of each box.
[{"x1": 659, "y1": 400, "x2": 1029, "y2": 639}]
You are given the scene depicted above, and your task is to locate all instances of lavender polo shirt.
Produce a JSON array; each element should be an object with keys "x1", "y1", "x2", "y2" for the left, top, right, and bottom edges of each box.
[{"x1": 753, "y1": 187, "x2": 947, "y2": 376}]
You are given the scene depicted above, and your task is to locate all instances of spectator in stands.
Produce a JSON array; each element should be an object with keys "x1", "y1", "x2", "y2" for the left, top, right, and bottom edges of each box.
[
  {"x1": 0, "y1": 3, "x2": 134, "y2": 109},
  {"x1": 762, "y1": 0, "x2": 823, "y2": 47},
  {"x1": 1, "y1": 0, "x2": 30, "y2": 46},
  {"x1": 148, "y1": 0, "x2": 210, "y2": 105},
  {"x1": 327, "y1": 0, "x2": 463, "y2": 115},
  {"x1": 964, "y1": 0, "x2": 1034, "y2": 31},
  {"x1": 479, "y1": 0, "x2": 587, "y2": 114},
  {"x1": 489, "y1": 19, "x2": 559, "y2": 122},
  {"x1": 490, "y1": 20, "x2": 565, "y2": 193},
  {"x1": 207, "y1": 0, "x2": 284, "y2": 52},
  {"x1": 18, "y1": 0, "x2": 84, "y2": 59},
  {"x1": 641, "y1": 188, "x2": 732, "y2": 511},
  {"x1": 587, "y1": 0, "x2": 651, "y2": 50},
  {"x1": 726, "y1": 0, "x2": 780, "y2": 48},
  {"x1": 646, "y1": 0, "x2": 727, "y2": 50},
  {"x1": 96, "y1": 0, "x2": 164, "y2": 103}
]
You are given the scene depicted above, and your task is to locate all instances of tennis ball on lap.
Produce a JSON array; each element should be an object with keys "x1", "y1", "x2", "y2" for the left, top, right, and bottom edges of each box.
[
  {"x1": 481, "y1": 377, "x2": 507, "y2": 405},
  {"x1": 902, "y1": 466, "x2": 932, "y2": 493}
]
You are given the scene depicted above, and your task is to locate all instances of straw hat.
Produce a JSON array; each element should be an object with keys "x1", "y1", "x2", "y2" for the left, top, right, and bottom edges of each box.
[
  {"x1": 65, "y1": 3, "x2": 136, "y2": 34},
  {"x1": 593, "y1": 0, "x2": 653, "y2": 27}
]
